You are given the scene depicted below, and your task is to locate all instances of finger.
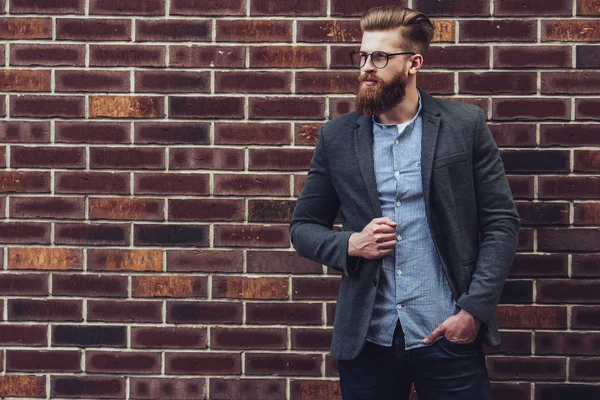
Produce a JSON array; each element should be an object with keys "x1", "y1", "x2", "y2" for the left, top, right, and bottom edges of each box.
[
  {"x1": 375, "y1": 233, "x2": 397, "y2": 243},
  {"x1": 423, "y1": 325, "x2": 445, "y2": 344},
  {"x1": 377, "y1": 240, "x2": 397, "y2": 250},
  {"x1": 372, "y1": 217, "x2": 397, "y2": 226}
]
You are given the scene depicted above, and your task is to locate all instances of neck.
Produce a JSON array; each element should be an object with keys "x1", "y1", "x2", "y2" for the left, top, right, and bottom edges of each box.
[{"x1": 376, "y1": 83, "x2": 419, "y2": 125}]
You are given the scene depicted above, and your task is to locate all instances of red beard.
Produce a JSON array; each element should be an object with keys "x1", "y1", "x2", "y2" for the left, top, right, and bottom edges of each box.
[{"x1": 355, "y1": 70, "x2": 408, "y2": 117}]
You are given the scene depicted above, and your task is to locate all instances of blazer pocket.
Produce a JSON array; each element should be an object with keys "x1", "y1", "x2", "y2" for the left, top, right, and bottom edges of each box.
[{"x1": 433, "y1": 152, "x2": 468, "y2": 169}]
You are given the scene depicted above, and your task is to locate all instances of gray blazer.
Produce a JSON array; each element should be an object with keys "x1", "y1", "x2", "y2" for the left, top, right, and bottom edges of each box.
[{"x1": 290, "y1": 89, "x2": 520, "y2": 360}]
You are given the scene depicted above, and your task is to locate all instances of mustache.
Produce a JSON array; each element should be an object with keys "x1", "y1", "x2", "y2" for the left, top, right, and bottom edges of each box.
[{"x1": 358, "y1": 74, "x2": 382, "y2": 84}]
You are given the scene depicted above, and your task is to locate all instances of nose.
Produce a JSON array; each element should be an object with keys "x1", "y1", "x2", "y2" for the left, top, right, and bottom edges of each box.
[{"x1": 361, "y1": 56, "x2": 376, "y2": 74}]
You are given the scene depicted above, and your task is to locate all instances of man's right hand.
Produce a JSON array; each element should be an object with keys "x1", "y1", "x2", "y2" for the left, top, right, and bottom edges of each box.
[{"x1": 347, "y1": 217, "x2": 398, "y2": 259}]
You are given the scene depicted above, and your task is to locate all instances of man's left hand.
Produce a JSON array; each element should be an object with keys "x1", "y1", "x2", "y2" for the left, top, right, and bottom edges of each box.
[{"x1": 423, "y1": 309, "x2": 482, "y2": 345}]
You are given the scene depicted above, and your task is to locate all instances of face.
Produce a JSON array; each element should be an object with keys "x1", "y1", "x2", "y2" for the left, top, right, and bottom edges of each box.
[{"x1": 355, "y1": 29, "x2": 415, "y2": 116}]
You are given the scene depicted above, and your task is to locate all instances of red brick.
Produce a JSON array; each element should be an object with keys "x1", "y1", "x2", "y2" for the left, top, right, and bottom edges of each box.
[
  {"x1": 294, "y1": 174, "x2": 308, "y2": 196},
  {"x1": 572, "y1": 305, "x2": 600, "y2": 329},
  {"x1": 543, "y1": 20, "x2": 600, "y2": 41},
  {"x1": 170, "y1": 45, "x2": 245, "y2": 68},
  {"x1": 166, "y1": 353, "x2": 241, "y2": 375},
  {"x1": 8, "y1": 299, "x2": 82, "y2": 322},
  {"x1": 135, "y1": 122, "x2": 209, "y2": 144},
  {"x1": 0, "y1": 121, "x2": 50, "y2": 143},
  {"x1": 216, "y1": 71, "x2": 291, "y2": 94},
  {"x1": 485, "y1": 331, "x2": 532, "y2": 355},
  {"x1": 55, "y1": 223, "x2": 129, "y2": 246},
  {"x1": 134, "y1": 173, "x2": 209, "y2": 195},
  {"x1": 56, "y1": 122, "x2": 129, "y2": 144},
  {"x1": 169, "y1": 148, "x2": 244, "y2": 171},
  {"x1": 496, "y1": 305, "x2": 567, "y2": 328},
  {"x1": 500, "y1": 150, "x2": 570, "y2": 173},
  {"x1": 10, "y1": 44, "x2": 85, "y2": 66},
  {"x1": 246, "y1": 354, "x2": 321, "y2": 376},
  {"x1": 494, "y1": 45, "x2": 572, "y2": 69},
  {"x1": 6, "y1": 350, "x2": 81, "y2": 373},
  {"x1": 214, "y1": 174, "x2": 290, "y2": 196},
  {"x1": 11, "y1": 146, "x2": 85, "y2": 168},
  {"x1": 576, "y1": 98, "x2": 600, "y2": 120},
  {"x1": 425, "y1": 46, "x2": 490, "y2": 69},
  {"x1": 169, "y1": 96, "x2": 244, "y2": 119},
  {"x1": 0, "y1": 375, "x2": 46, "y2": 398},
  {"x1": 52, "y1": 325, "x2": 126, "y2": 347},
  {"x1": 87, "y1": 249, "x2": 162, "y2": 272},
  {"x1": 136, "y1": 19, "x2": 210, "y2": 42},
  {"x1": 0, "y1": 222, "x2": 50, "y2": 244},
  {"x1": 55, "y1": 172, "x2": 129, "y2": 194},
  {"x1": 89, "y1": 198, "x2": 164, "y2": 221},
  {"x1": 10, "y1": 197, "x2": 85, "y2": 219},
  {"x1": 0, "y1": 325, "x2": 47, "y2": 346},
  {"x1": 56, "y1": 70, "x2": 129, "y2": 93},
  {"x1": 542, "y1": 71, "x2": 600, "y2": 94},
  {"x1": 540, "y1": 124, "x2": 600, "y2": 147},
  {"x1": 87, "y1": 351, "x2": 160, "y2": 374},
  {"x1": 575, "y1": 150, "x2": 600, "y2": 172},
  {"x1": 495, "y1": 0, "x2": 572, "y2": 15},
  {"x1": 0, "y1": 70, "x2": 50, "y2": 92},
  {"x1": 214, "y1": 224, "x2": 290, "y2": 248},
  {"x1": 0, "y1": 17, "x2": 52, "y2": 39},
  {"x1": 166, "y1": 250, "x2": 243, "y2": 273},
  {"x1": 570, "y1": 358, "x2": 600, "y2": 381},
  {"x1": 291, "y1": 328, "x2": 332, "y2": 350},
  {"x1": 248, "y1": 200, "x2": 296, "y2": 223},
  {"x1": 293, "y1": 277, "x2": 340, "y2": 300},
  {"x1": 211, "y1": 379, "x2": 286, "y2": 400},
  {"x1": 251, "y1": 46, "x2": 327, "y2": 68},
  {"x1": 489, "y1": 123, "x2": 536, "y2": 147},
  {"x1": 130, "y1": 378, "x2": 205, "y2": 400},
  {"x1": 296, "y1": 71, "x2": 356, "y2": 94},
  {"x1": 250, "y1": 97, "x2": 325, "y2": 120},
  {"x1": 249, "y1": 148, "x2": 313, "y2": 171},
  {"x1": 516, "y1": 202, "x2": 569, "y2": 226},
  {"x1": 134, "y1": 224, "x2": 210, "y2": 247},
  {"x1": 579, "y1": 0, "x2": 600, "y2": 15},
  {"x1": 169, "y1": 199, "x2": 244, "y2": 222},
  {"x1": 90, "y1": 96, "x2": 164, "y2": 119},
  {"x1": 247, "y1": 251, "x2": 322, "y2": 275},
  {"x1": 211, "y1": 328, "x2": 287, "y2": 350},
  {"x1": 89, "y1": 45, "x2": 165, "y2": 67},
  {"x1": 10, "y1": 95, "x2": 84, "y2": 118},
  {"x1": 492, "y1": 98, "x2": 570, "y2": 121},
  {"x1": 213, "y1": 276, "x2": 288, "y2": 299},
  {"x1": 518, "y1": 228, "x2": 535, "y2": 251},
  {"x1": 572, "y1": 254, "x2": 600, "y2": 276},
  {"x1": 295, "y1": 123, "x2": 320, "y2": 146},
  {"x1": 52, "y1": 376, "x2": 125, "y2": 399},
  {"x1": 543, "y1": 227, "x2": 600, "y2": 250},
  {"x1": 133, "y1": 276, "x2": 208, "y2": 298},
  {"x1": 487, "y1": 356, "x2": 566, "y2": 380},
  {"x1": 460, "y1": 72, "x2": 537, "y2": 95},
  {"x1": 135, "y1": 70, "x2": 209, "y2": 93},
  {"x1": 90, "y1": 0, "x2": 164, "y2": 15},
  {"x1": 246, "y1": 302, "x2": 322, "y2": 325},
  {"x1": 56, "y1": 18, "x2": 131, "y2": 41},
  {"x1": 414, "y1": 0, "x2": 489, "y2": 16},
  {"x1": 537, "y1": 279, "x2": 600, "y2": 302},
  {"x1": 418, "y1": 72, "x2": 455, "y2": 95},
  {"x1": 131, "y1": 327, "x2": 206, "y2": 349},
  {"x1": 290, "y1": 380, "x2": 342, "y2": 400},
  {"x1": 167, "y1": 301, "x2": 242, "y2": 324},
  {"x1": 577, "y1": 45, "x2": 600, "y2": 68},
  {"x1": 297, "y1": 20, "x2": 361, "y2": 43},
  {"x1": 536, "y1": 332, "x2": 600, "y2": 355},
  {"x1": 460, "y1": 20, "x2": 537, "y2": 42},
  {"x1": 90, "y1": 147, "x2": 164, "y2": 170},
  {"x1": 87, "y1": 300, "x2": 162, "y2": 323},
  {"x1": 535, "y1": 384, "x2": 600, "y2": 400},
  {"x1": 170, "y1": 0, "x2": 245, "y2": 16},
  {"x1": 539, "y1": 176, "x2": 600, "y2": 199},
  {"x1": 215, "y1": 122, "x2": 291, "y2": 145},
  {"x1": 11, "y1": 0, "x2": 84, "y2": 14},
  {"x1": 217, "y1": 20, "x2": 292, "y2": 42},
  {"x1": 510, "y1": 254, "x2": 568, "y2": 278},
  {"x1": 0, "y1": 273, "x2": 48, "y2": 295},
  {"x1": 53, "y1": 273, "x2": 127, "y2": 297},
  {"x1": 252, "y1": 0, "x2": 326, "y2": 15}
]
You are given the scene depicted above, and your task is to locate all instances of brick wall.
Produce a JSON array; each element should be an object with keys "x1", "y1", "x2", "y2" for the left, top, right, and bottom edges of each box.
[{"x1": 0, "y1": 0, "x2": 599, "y2": 399}]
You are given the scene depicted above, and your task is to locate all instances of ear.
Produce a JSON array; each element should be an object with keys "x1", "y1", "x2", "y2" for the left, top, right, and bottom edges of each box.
[{"x1": 408, "y1": 54, "x2": 424, "y2": 75}]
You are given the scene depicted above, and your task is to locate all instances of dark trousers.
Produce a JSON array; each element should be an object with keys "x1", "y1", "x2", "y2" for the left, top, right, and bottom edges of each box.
[{"x1": 338, "y1": 321, "x2": 491, "y2": 400}]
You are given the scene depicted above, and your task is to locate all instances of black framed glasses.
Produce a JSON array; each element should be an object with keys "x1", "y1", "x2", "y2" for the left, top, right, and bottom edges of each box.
[{"x1": 349, "y1": 50, "x2": 416, "y2": 69}]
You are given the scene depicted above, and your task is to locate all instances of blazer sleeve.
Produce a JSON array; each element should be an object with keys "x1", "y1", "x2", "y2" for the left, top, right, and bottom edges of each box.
[
  {"x1": 290, "y1": 127, "x2": 359, "y2": 275},
  {"x1": 455, "y1": 108, "x2": 521, "y2": 326}
]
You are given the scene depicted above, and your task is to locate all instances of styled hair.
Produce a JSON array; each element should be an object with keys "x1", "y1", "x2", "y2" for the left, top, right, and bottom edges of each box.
[{"x1": 360, "y1": 6, "x2": 435, "y2": 54}]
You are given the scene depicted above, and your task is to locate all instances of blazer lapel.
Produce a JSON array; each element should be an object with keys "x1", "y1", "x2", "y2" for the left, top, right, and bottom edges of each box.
[
  {"x1": 354, "y1": 115, "x2": 383, "y2": 217},
  {"x1": 419, "y1": 89, "x2": 441, "y2": 208}
]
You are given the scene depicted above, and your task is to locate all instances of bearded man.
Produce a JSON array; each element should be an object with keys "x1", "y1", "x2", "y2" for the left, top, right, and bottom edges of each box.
[{"x1": 290, "y1": 5, "x2": 520, "y2": 400}]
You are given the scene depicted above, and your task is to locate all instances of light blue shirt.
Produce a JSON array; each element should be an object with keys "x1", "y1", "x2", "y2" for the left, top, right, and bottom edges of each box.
[{"x1": 366, "y1": 93, "x2": 458, "y2": 350}]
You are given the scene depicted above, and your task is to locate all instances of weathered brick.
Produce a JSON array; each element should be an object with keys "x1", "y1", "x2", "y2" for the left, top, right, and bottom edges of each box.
[
  {"x1": 540, "y1": 124, "x2": 600, "y2": 147},
  {"x1": 169, "y1": 148, "x2": 244, "y2": 170},
  {"x1": 0, "y1": 222, "x2": 50, "y2": 244},
  {"x1": 169, "y1": 199, "x2": 244, "y2": 222},
  {"x1": 579, "y1": 0, "x2": 600, "y2": 15},
  {"x1": 8, "y1": 247, "x2": 82, "y2": 270},
  {"x1": 11, "y1": 146, "x2": 85, "y2": 168},
  {"x1": 11, "y1": 95, "x2": 84, "y2": 118},
  {"x1": 170, "y1": 0, "x2": 245, "y2": 16},
  {"x1": 131, "y1": 327, "x2": 206, "y2": 349},
  {"x1": 542, "y1": 71, "x2": 600, "y2": 94},
  {"x1": 246, "y1": 354, "x2": 321, "y2": 376},
  {"x1": 293, "y1": 277, "x2": 340, "y2": 300},
  {"x1": 0, "y1": 273, "x2": 48, "y2": 295},
  {"x1": 535, "y1": 384, "x2": 600, "y2": 400},
  {"x1": 130, "y1": 377, "x2": 205, "y2": 400},
  {"x1": 543, "y1": 20, "x2": 600, "y2": 41},
  {"x1": 56, "y1": 70, "x2": 130, "y2": 92},
  {"x1": 87, "y1": 300, "x2": 162, "y2": 323},
  {"x1": 250, "y1": 97, "x2": 325, "y2": 120},
  {"x1": 216, "y1": 122, "x2": 291, "y2": 145},
  {"x1": 572, "y1": 254, "x2": 600, "y2": 276},
  {"x1": 217, "y1": 20, "x2": 292, "y2": 42},
  {"x1": 577, "y1": 45, "x2": 600, "y2": 68},
  {"x1": 135, "y1": 70, "x2": 210, "y2": 93},
  {"x1": 55, "y1": 172, "x2": 129, "y2": 194},
  {"x1": 252, "y1": 46, "x2": 327, "y2": 68},
  {"x1": 0, "y1": 325, "x2": 47, "y2": 346},
  {"x1": 90, "y1": 0, "x2": 164, "y2": 15},
  {"x1": 214, "y1": 224, "x2": 290, "y2": 248},
  {"x1": 89, "y1": 45, "x2": 165, "y2": 67},
  {"x1": 10, "y1": 44, "x2": 85, "y2": 66},
  {"x1": 460, "y1": 72, "x2": 537, "y2": 94},
  {"x1": 495, "y1": 45, "x2": 572, "y2": 69},
  {"x1": 170, "y1": 45, "x2": 246, "y2": 68},
  {"x1": 214, "y1": 174, "x2": 290, "y2": 196},
  {"x1": 575, "y1": 150, "x2": 600, "y2": 172},
  {"x1": 296, "y1": 71, "x2": 356, "y2": 94},
  {"x1": 496, "y1": 305, "x2": 567, "y2": 328},
  {"x1": 426, "y1": 46, "x2": 490, "y2": 69},
  {"x1": 295, "y1": 123, "x2": 320, "y2": 146},
  {"x1": 169, "y1": 96, "x2": 244, "y2": 119},
  {"x1": 135, "y1": 173, "x2": 209, "y2": 195},
  {"x1": 55, "y1": 223, "x2": 130, "y2": 246},
  {"x1": 0, "y1": 375, "x2": 45, "y2": 398},
  {"x1": 415, "y1": 0, "x2": 489, "y2": 16},
  {"x1": 297, "y1": 20, "x2": 361, "y2": 43},
  {"x1": 88, "y1": 249, "x2": 162, "y2": 272},
  {"x1": 167, "y1": 250, "x2": 243, "y2": 273},
  {"x1": 11, "y1": 0, "x2": 84, "y2": 14},
  {"x1": 89, "y1": 96, "x2": 164, "y2": 118},
  {"x1": 6, "y1": 350, "x2": 81, "y2": 372},
  {"x1": 487, "y1": 356, "x2": 566, "y2": 380},
  {"x1": 10, "y1": 196, "x2": 85, "y2": 219},
  {"x1": 489, "y1": 124, "x2": 536, "y2": 147},
  {"x1": 8, "y1": 299, "x2": 82, "y2": 322},
  {"x1": 167, "y1": 301, "x2": 242, "y2": 324},
  {"x1": 132, "y1": 275, "x2": 208, "y2": 298},
  {"x1": 213, "y1": 276, "x2": 288, "y2": 299},
  {"x1": 211, "y1": 379, "x2": 286, "y2": 400},
  {"x1": 89, "y1": 198, "x2": 164, "y2": 221},
  {"x1": 136, "y1": 19, "x2": 210, "y2": 42},
  {"x1": 53, "y1": 273, "x2": 128, "y2": 297},
  {"x1": 495, "y1": 0, "x2": 572, "y2": 16},
  {"x1": 576, "y1": 98, "x2": 600, "y2": 120},
  {"x1": 56, "y1": 18, "x2": 131, "y2": 41},
  {"x1": 0, "y1": 17, "x2": 52, "y2": 39},
  {"x1": 90, "y1": 147, "x2": 164, "y2": 169},
  {"x1": 134, "y1": 224, "x2": 210, "y2": 247},
  {"x1": 52, "y1": 325, "x2": 126, "y2": 347},
  {"x1": 290, "y1": 380, "x2": 342, "y2": 400},
  {"x1": 460, "y1": 20, "x2": 537, "y2": 42},
  {"x1": 572, "y1": 305, "x2": 600, "y2": 329},
  {"x1": 56, "y1": 122, "x2": 129, "y2": 144},
  {"x1": 541, "y1": 177, "x2": 600, "y2": 199},
  {"x1": 216, "y1": 71, "x2": 292, "y2": 94},
  {"x1": 252, "y1": 0, "x2": 325, "y2": 15},
  {"x1": 0, "y1": 70, "x2": 50, "y2": 92},
  {"x1": 248, "y1": 200, "x2": 296, "y2": 223},
  {"x1": 432, "y1": 20, "x2": 456, "y2": 43},
  {"x1": 52, "y1": 376, "x2": 125, "y2": 399},
  {"x1": 86, "y1": 351, "x2": 161, "y2": 374},
  {"x1": 246, "y1": 302, "x2": 322, "y2": 325},
  {"x1": 492, "y1": 98, "x2": 570, "y2": 121},
  {"x1": 0, "y1": 171, "x2": 49, "y2": 193},
  {"x1": 516, "y1": 202, "x2": 569, "y2": 226},
  {"x1": 501, "y1": 150, "x2": 570, "y2": 173},
  {"x1": 0, "y1": 121, "x2": 49, "y2": 143},
  {"x1": 211, "y1": 328, "x2": 287, "y2": 350},
  {"x1": 166, "y1": 353, "x2": 241, "y2": 375}
]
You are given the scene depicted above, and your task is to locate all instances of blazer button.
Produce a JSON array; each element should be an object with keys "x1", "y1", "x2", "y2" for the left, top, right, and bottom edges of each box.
[{"x1": 372, "y1": 278, "x2": 377, "y2": 286}]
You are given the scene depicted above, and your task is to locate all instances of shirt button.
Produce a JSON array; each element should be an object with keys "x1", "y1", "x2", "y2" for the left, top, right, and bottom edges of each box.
[
  {"x1": 394, "y1": 139, "x2": 399, "y2": 145},
  {"x1": 396, "y1": 304, "x2": 403, "y2": 309},
  {"x1": 397, "y1": 270, "x2": 403, "y2": 276},
  {"x1": 396, "y1": 235, "x2": 402, "y2": 241},
  {"x1": 396, "y1": 201, "x2": 402, "y2": 207},
  {"x1": 394, "y1": 171, "x2": 399, "y2": 178}
]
